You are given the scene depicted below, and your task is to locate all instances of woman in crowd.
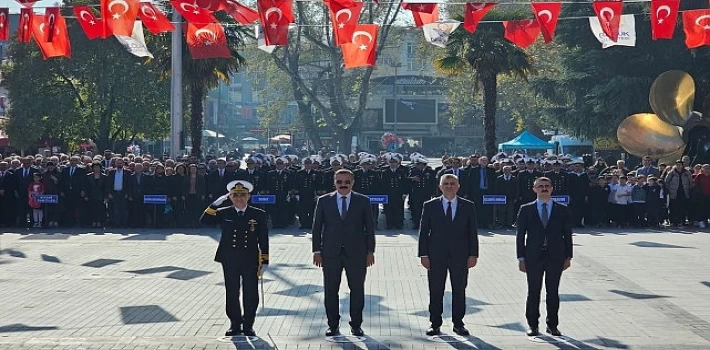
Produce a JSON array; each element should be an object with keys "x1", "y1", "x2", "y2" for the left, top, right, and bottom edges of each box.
[
  {"x1": 84, "y1": 162, "x2": 108, "y2": 228},
  {"x1": 184, "y1": 163, "x2": 206, "y2": 227}
]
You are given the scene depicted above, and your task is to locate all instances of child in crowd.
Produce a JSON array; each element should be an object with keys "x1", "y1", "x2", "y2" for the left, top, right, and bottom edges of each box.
[
  {"x1": 613, "y1": 176, "x2": 632, "y2": 227},
  {"x1": 645, "y1": 177, "x2": 662, "y2": 228},
  {"x1": 28, "y1": 173, "x2": 45, "y2": 228}
]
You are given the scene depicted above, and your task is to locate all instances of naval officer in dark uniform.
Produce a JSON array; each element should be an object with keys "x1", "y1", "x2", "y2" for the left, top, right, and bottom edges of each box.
[{"x1": 201, "y1": 180, "x2": 269, "y2": 337}]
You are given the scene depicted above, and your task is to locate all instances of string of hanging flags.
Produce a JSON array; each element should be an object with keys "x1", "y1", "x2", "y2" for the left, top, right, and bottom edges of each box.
[{"x1": 1, "y1": 0, "x2": 710, "y2": 68}]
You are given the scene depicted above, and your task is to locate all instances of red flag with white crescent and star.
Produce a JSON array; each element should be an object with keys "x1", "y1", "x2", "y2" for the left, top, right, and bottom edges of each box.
[
  {"x1": 18, "y1": 8, "x2": 33, "y2": 43},
  {"x1": 464, "y1": 3, "x2": 495, "y2": 33},
  {"x1": 32, "y1": 14, "x2": 71, "y2": 59},
  {"x1": 171, "y1": 0, "x2": 218, "y2": 26},
  {"x1": 401, "y1": 2, "x2": 436, "y2": 14},
  {"x1": 257, "y1": 0, "x2": 294, "y2": 46},
  {"x1": 593, "y1": 1, "x2": 623, "y2": 42},
  {"x1": 73, "y1": 5, "x2": 103, "y2": 39},
  {"x1": 683, "y1": 9, "x2": 710, "y2": 48},
  {"x1": 15, "y1": 0, "x2": 37, "y2": 8},
  {"x1": 341, "y1": 24, "x2": 378, "y2": 69},
  {"x1": 186, "y1": 21, "x2": 232, "y2": 59},
  {"x1": 328, "y1": 0, "x2": 363, "y2": 46},
  {"x1": 138, "y1": 2, "x2": 175, "y2": 34},
  {"x1": 411, "y1": 5, "x2": 439, "y2": 27},
  {"x1": 503, "y1": 20, "x2": 540, "y2": 48},
  {"x1": 0, "y1": 8, "x2": 9, "y2": 41},
  {"x1": 195, "y1": 0, "x2": 225, "y2": 12},
  {"x1": 651, "y1": 0, "x2": 679, "y2": 40},
  {"x1": 531, "y1": 2, "x2": 561, "y2": 43},
  {"x1": 44, "y1": 7, "x2": 60, "y2": 42},
  {"x1": 101, "y1": 0, "x2": 140, "y2": 37},
  {"x1": 223, "y1": 0, "x2": 260, "y2": 25}
]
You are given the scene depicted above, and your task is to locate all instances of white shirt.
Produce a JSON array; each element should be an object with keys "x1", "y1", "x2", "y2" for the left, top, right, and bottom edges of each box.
[
  {"x1": 113, "y1": 169, "x2": 124, "y2": 191},
  {"x1": 442, "y1": 196, "x2": 458, "y2": 219},
  {"x1": 234, "y1": 206, "x2": 247, "y2": 216},
  {"x1": 614, "y1": 184, "x2": 632, "y2": 205},
  {"x1": 338, "y1": 191, "x2": 352, "y2": 217}
]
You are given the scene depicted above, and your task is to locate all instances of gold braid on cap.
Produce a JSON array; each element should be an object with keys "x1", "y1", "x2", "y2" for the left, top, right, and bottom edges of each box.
[{"x1": 229, "y1": 183, "x2": 250, "y2": 194}]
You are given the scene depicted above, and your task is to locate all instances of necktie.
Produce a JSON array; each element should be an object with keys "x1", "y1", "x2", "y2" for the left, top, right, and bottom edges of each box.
[
  {"x1": 446, "y1": 201, "x2": 453, "y2": 222},
  {"x1": 341, "y1": 196, "x2": 347, "y2": 219},
  {"x1": 70, "y1": 167, "x2": 74, "y2": 176},
  {"x1": 24, "y1": 168, "x2": 28, "y2": 177},
  {"x1": 238, "y1": 211, "x2": 244, "y2": 217},
  {"x1": 481, "y1": 168, "x2": 487, "y2": 188},
  {"x1": 541, "y1": 202, "x2": 549, "y2": 227}
]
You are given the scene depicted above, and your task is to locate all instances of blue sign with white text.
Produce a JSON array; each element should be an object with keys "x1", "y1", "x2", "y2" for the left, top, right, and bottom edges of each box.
[
  {"x1": 251, "y1": 195, "x2": 276, "y2": 204},
  {"x1": 368, "y1": 195, "x2": 389, "y2": 204},
  {"x1": 35, "y1": 195, "x2": 59, "y2": 204},
  {"x1": 482, "y1": 195, "x2": 507, "y2": 205},
  {"x1": 551, "y1": 195, "x2": 570, "y2": 205},
  {"x1": 143, "y1": 195, "x2": 168, "y2": 204}
]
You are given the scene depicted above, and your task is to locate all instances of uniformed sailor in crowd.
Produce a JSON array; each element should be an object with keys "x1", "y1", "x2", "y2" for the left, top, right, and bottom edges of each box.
[
  {"x1": 493, "y1": 164, "x2": 519, "y2": 228},
  {"x1": 294, "y1": 157, "x2": 321, "y2": 229},
  {"x1": 265, "y1": 157, "x2": 293, "y2": 228},
  {"x1": 380, "y1": 153, "x2": 408, "y2": 229},
  {"x1": 353, "y1": 155, "x2": 382, "y2": 226},
  {"x1": 201, "y1": 180, "x2": 269, "y2": 337},
  {"x1": 544, "y1": 160, "x2": 570, "y2": 196},
  {"x1": 408, "y1": 155, "x2": 436, "y2": 229}
]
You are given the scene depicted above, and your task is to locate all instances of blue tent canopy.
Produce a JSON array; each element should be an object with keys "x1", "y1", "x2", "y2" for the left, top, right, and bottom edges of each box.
[{"x1": 498, "y1": 131, "x2": 551, "y2": 150}]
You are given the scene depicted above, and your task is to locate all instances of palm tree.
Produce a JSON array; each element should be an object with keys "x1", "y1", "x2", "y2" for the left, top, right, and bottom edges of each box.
[
  {"x1": 154, "y1": 13, "x2": 248, "y2": 159},
  {"x1": 435, "y1": 12, "x2": 535, "y2": 158}
]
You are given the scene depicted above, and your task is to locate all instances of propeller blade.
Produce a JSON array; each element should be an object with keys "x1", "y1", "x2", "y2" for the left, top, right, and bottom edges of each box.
[
  {"x1": 649, "y1": 70, "x2": 695, "y2": 126},
  {"x1": 617, "y1": 113, "x2": 685, "y2": 159}
]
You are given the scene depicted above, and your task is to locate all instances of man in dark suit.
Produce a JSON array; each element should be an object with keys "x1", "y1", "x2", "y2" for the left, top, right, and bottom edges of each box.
[
  {"x1": 418, "y1": 173, "x2": 479, "y2": 337},
  {"x1": 106, "y1": 158, "x2": 131, "y2": 227},
  {"x1": 14, "y1": 157, "x2": 37, "y2": 226},
  {"x1": 60, "y1": 156, "x2": 87, "y2": 227},
  {"x1": 201, "y1": 180, "x2": 269, "y2": 337},
  {"x1": 312, "y1": 169, "x2": 376, "y2": 337},
  {"x1": 467, "y1": 156, "x2": 497, "y2": 228},
  {"x1": 516, "y1": 177, "x2": 573, "y2": 337}
]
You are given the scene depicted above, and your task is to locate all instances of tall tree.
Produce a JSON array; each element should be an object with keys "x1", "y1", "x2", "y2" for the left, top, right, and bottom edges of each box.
[
  {"x1": 154, "y1": 11, "x2": 249, "y2": 159},
  {"x1": 436, "y1": 11, "x2": 534, "y2": 157}
]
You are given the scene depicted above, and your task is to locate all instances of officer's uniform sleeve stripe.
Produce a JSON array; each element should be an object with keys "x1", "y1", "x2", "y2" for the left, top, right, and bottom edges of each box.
[{"x1": 204, "y1": 207, "x2": 217, "y2": 216}]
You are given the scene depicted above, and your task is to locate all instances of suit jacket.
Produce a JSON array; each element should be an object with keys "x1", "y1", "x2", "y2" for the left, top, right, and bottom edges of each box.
[
  {"x1": 312, "y1": 191, "x2": 376, "y2": 258},
  {"x1": 438, "y1": 168, "x2": 468, "y2": 197},
  {"x1": 494, "y1": 174, "x2": 519, "y2": 201},
  {"x1": 516, "y1": 201, "x2": 573, "y2": 264},
  {"x1": 106, "y1": 168, "x2": 132, "y2": 194},
  {"x1": 61, "y1": 165, "x2": 86, "y2": 195},
  {"x1": 14, "y1": 166, "x2": 38, "y2": 195},
  {"x1": 418, "y1": 196, "x2": 479, "y2": 259},
  {"x1": 466, "y1": 166, "x2": 496, "y2": 198}
]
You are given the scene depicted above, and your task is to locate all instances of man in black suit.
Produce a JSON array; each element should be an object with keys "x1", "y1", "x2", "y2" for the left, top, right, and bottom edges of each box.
[
  {"x1": 107, "y1": 158, "x2": 131, "y2": 227},
  {"x1": 201, "y1": 180, "x2": 269, "y2": 337},
  {"x1": 418, "y1": 173, "x2": 479, "y2": 337},
  {"x1": 516, "y1": 177, "x2": 573, "y2": 337},
  {"x1": 312, "y1": 169, "x2": 376, "y2": 337},
  {"x1": 60, "y1": 156, "x2": 87, "y2": 227}
]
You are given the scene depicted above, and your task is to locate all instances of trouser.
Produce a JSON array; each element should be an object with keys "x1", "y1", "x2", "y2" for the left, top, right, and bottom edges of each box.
[
  {"x1": 384, "y1": 194, "x2": 404, "y2": 228},
  {"x1": 669, "y1": 191, "x2": 688, "y2": 225},
  {"x1": 110, "y1": 191, "x2": 127, "y2": 226},
  {"x1": 525, "y1": 251, "x2": 564, "y2": 329},
  {"x1": 322, "y1": 250, "x2": 367, "y2": 329},
  {"x1": 298, "y1": 197, "x2": 316, "y2": 228},
  {"x1": 409, "y1": 197, "x2": 426, "y2": 228},
  {"x1": 222, "y1": 259, "x2": 259, "y2": 330},
  {"x1": 497, "y1": 203, "x2": 516, "y2": 226},
  {"x1": 428, "y1": 256, "x2": 469, "y2": 328}
]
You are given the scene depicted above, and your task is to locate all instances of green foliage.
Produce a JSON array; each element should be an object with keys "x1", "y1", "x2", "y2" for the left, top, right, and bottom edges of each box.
[{"x1": 3, "y1": 3, "x2": 171, "y2": 152}]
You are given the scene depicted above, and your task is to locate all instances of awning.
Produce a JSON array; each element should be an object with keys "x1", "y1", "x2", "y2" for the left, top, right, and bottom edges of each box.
[
  {"x1": 269, "y1": 134, "x2": 291, "y2": 142},
  {"x1": 203, "y1": 130, "x2": 226, "y2": 138}
]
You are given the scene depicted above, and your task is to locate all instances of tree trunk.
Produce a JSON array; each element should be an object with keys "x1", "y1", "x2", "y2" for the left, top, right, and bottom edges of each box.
[
  {"x1": 297, "y1": 103, "x2": 323, "y2": 150},
  {"x1": 190, "y1": 84, "x2": 205, "y2": 159},
  {"x1": 336, "y1": 128, "x2": 352, "y2": 154},
  {"x1": 482, "y1": 73, "x2": 498, "y2": 158}
]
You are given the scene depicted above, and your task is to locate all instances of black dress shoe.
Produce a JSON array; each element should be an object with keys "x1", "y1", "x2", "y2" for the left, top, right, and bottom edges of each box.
[
  {"x1": 325, "y1": 327, "x2": 340, "y2": 336},
  {"x1": 425, "y1": 327, "x2": 441, "y2": 336},
  {"x1": 526, "y1": 328, "x2": 539, "y2": 337},
  {"x1": 546, "y1": 327, "x2": 562, "y2": 336},
  {"x1": 351, "y1": 326, "x2": 364, "y2": 336},
  {"x1": 225, "y1": 327, "x2": 242, "y2": 336},
  {"x1": 452, "y1": 326, "x2": 470, "y2": 336}
]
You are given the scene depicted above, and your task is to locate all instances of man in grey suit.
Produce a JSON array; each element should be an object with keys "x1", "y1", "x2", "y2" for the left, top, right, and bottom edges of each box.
[
  {"x1": 312, "y1": 169, "x2": 376, "y2": 337},
  {"x1": 418, "y1": 173, "x2": 479, "y2": 337}
]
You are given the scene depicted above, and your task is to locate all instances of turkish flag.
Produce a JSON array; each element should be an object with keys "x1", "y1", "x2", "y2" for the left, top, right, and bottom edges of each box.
[
  {"x1": 531, "y1": 2, "x2": 561, "y2": 43},
  {"x1": 325, "y1": 0, "x2": 358, "y2": 9},
  {"x1": 328, "y1": 0, "x2": 363, "y2": 46},
  {"x1": 223, "y1": 0, "x2": 260, "y2": 24},
  {"x1": 341, "y1": 24, "x2": 378, "y2": 69},
  {"x1": 32, "y1": 14, "x2": 71, "y2": 59},
  {"x1": 138, "y1": 3, "x2": 175, "y2": 34},
  {"x1": 401, "y1": 3, "x2": 436, "y2": 14},
  {"x1": 0, "y1": 8, "x2": 9, "y2": 41},
  {"x1": 464, "y1": 3, "x2": 495, "y2": 33},
  {"x1": 683, "y1": 9, "x2": 710, "y2": 48},
  {"x1": 195, "y1": 0, "x2": 225, "y2": 12},
  {"x1": 593, "y1": 1, "x2": 623, "y2": 42},
  {"x1": 171, "y1": 0, "x2": 218, "y2": 26},
  {"x1": 44, "y1": 7, "x2": 60, "y2": 42},
  {"x1": 18, "y1": 8, "x2": 33, "y2": 43},
  {"x1": 651, "y1": 0, "x2": 679, "y2": 40},
  {"x1": 257, "y1": 0, "x2": 294, "y2": 46},
  {"x1": 101, "y1": 0, "x2": 140, "y2": 37},
  {"x1": 186, "y1": 22, "x2": 231, "y2": 59},
  {"x1": 411, "y1": 5, "x2": 439, "y2": 27},
  {"x1": 15, "y1": 0, "x2": 37, "y2": 8},
  {"x1": 73, "y1": 6, "x2": 103, "y2": 39},
  {"x1": 503, "y1": 20, "x2": 540, "y2": 48}
]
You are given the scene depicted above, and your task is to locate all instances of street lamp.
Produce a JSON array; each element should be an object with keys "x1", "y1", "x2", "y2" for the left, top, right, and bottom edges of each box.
[{"x1": 390, "y1": 63, "x2": 402, "y2": 135}]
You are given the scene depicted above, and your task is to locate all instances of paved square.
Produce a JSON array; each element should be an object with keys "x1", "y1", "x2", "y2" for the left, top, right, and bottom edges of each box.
[{"x1": 1, "y1": 224, "x2": 710, "y2": 349}]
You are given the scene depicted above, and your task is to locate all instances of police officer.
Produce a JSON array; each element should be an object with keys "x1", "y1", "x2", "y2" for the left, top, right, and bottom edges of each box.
[
  {"x1": 544, "y1": 160, "x2": 570, "y2": 196},
  {"x1": 408, "y1": 156, "x2": 436, "y2": 229},
  {"x1": 201, "y1": 180, "x2": 269, "y2": 337},
  {"x1": 518, "y1": 159, "x2": 542, "y2": 207},
  {"x1": 265, "y1": 157, "x2": 294, "y2": 228},
  {"x1": 380, "y1": 154, "x2": 408, "y2": 229},
  {"x1": 294, "y1": 157, "x2": 321, "y2": 229},
  {"x1": 354, "y1": 155, "x2": 382, "y2": 226}
]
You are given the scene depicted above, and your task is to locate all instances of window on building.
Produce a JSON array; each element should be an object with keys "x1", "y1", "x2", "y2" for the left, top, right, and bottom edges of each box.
[
  {"x1": 406, "y1": 58, "x2": 415, "y2": 71},
  {"x1": 406, "y1": 42, "x2": 415, "y2": 58}
]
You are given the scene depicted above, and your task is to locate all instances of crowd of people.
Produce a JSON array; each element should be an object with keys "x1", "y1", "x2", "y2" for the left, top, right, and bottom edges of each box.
[{"x1": 0, "y1": 147, "x2": 706, "y2": 230}]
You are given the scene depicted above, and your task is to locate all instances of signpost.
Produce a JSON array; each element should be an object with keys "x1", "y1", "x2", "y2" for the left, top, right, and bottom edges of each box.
[
  {"x1": 34, "y1": 195, "x2": 59, "y2": 204},
  {"x1": 482, "y1": 195, "x2": 507, "y2": 205},
  {"x1": 144, "y1": 195, "x2": 168, "y2": 228},
  {"x1": 368, "y1": 195, "x2": 389, "y2": 204},
  {"x1": 551, "y1": 195, "x2": 570, "y2": 205},
  {"x1": 251, "y1": 195, "x2": 276, "y2": 204}
]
